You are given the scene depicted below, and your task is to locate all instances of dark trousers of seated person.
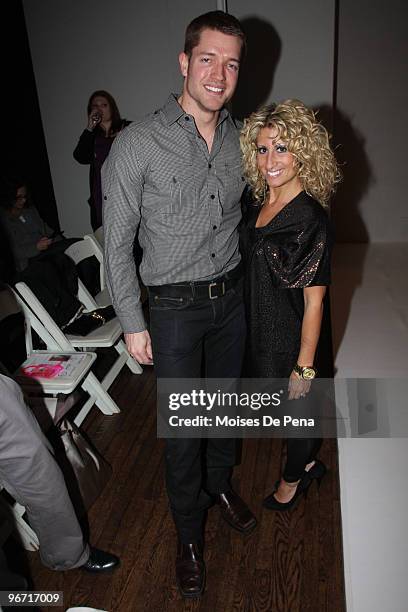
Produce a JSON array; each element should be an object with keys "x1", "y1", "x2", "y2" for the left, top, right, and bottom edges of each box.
[{"x1": 149, "y1": 282, "x2": 246, "y2": 543}]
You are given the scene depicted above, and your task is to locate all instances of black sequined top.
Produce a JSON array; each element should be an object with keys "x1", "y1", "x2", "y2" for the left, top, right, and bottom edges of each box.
[{"x1": 240, "y1": 190, "x2": 333, "y2": 377}]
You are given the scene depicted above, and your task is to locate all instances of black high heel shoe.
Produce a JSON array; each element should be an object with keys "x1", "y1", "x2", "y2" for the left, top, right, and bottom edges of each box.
[
  {"x1": 263, "y1": 476, "x2": 310, "y2": 512},
  {"x1": 263, "y1": 460, "x2": 327, "y2": 512},
  {"x1": 306, "y1": 459, "x2": 327, "y2": 488}
]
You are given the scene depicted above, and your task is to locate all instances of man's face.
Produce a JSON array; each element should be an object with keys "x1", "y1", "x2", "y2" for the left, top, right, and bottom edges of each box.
[{"x1": 179, "y1": 28, "x2": 242, "y2": 115}]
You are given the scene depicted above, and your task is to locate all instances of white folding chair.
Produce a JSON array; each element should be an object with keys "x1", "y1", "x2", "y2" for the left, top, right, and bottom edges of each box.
[
  {"x1": 15, "y1": 351, "x2": 97, "y2": 421},
  {"x1": 65, "y1": 235, "x2": 111, "y2": 308},
  {"x1": 13, "y1": 282, "x2": 141, "y2": 426}
]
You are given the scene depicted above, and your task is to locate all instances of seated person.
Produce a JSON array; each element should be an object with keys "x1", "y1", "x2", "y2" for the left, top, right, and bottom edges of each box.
[
  {"x1": 0, "y1": 177, "x2": 63, "y2": 274},
  {"x1": 0, "y1": 177, "x2": 102, "y2": 329},
  {"x1": 0, "y1": 371, "x2": 120, "y2": 589}
]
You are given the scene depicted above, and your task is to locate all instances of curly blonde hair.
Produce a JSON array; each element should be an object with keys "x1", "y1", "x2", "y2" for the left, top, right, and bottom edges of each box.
[{"x1": 240, "y1": 99, "x2": 341, "y2": 206}]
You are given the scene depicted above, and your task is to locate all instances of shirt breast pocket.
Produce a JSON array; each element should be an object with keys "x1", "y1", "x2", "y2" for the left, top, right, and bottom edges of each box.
[
  {"x1": 169, "y1": 166, "x2": 198, "y2": 217},
  {"x1": 220, "y1": 159, "x2": 246, "y2": 208},
  {"x1": 142, "y1": 164, "x2": 197, "y2": 218}
]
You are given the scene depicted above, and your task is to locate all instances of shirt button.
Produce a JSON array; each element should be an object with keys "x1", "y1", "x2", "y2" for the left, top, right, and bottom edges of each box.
[
  {"x1": 184, "y1": 116, "x2": 190, "y2": 121},
  {"x1": 210, "y1": 194, "x2": 215, "y2": 200},
  {"x1": 213, "y1": 225, "x2": 217, "y2": 230},
  {"x1": 208, "y1": 163, "x2": 212, "y2": 169},
  {"x1": 211, "y1": 253, "x2": 215, "y2": 258},
  {"x1": 103, "y1": 196, "x2": 107, "y2": 200}
]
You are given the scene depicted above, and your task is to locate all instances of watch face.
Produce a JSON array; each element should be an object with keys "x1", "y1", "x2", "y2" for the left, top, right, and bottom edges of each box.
[{"x1": 302, "y1": 367, "x2": 316, "y2": 380}]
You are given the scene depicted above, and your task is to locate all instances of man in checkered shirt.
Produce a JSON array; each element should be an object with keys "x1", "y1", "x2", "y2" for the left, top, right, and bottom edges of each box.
[{"x1": 103, "y1": 11, "x2": 257, "y2": 598}]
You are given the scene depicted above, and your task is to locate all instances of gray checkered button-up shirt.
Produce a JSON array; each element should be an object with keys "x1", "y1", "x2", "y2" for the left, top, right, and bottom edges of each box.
[{"x1": 102, "y1": 94, "x2": 246, "y2": 333}]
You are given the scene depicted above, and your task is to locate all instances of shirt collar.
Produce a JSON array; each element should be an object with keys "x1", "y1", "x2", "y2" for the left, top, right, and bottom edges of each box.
[
  {"x1": 217, "y1": 106, "x2": 236, "y2": 129},
  {"x1": 161, "y1": 93, "x2": 236, "y2": 128},
  {"x1": 161, "y1": 94, "x2": 185, "y2": 125}
]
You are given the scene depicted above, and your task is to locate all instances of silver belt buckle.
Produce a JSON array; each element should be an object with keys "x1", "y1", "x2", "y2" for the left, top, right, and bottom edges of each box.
[{"x1": 209, "y1": 281, "x2": 225, "y2": 299}]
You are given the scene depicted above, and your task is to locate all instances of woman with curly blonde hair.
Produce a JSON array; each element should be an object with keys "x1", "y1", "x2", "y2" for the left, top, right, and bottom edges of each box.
[{"x1": 239, "y1": 99, "x2": 340, "y2": 511}]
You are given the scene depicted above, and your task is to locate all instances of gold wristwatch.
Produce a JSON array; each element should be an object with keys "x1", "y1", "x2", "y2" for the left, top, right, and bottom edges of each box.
[{"x1": 293, "y1": 364, "x2": 317, "y2": 380}]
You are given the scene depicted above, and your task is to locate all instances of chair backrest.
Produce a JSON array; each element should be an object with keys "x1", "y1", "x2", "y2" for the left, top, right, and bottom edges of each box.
[
  {"x1": 64, "y1": 239, "x2": 98, "y2": 310},
  {"x1": 92, "y1": 226, "x2": 104, "y2": 248},
  {"x1": 0, "y1": 286, "x2": 20, "y2": 323},
  {"x1": 83, "y1": 234, "x2": 105, "y2": 290},
  {"x1": 13, "y1": 283, "x2": 74, "y2": 352},
  {"x1": 65, "y1": 236, "x2": 105, "y2": 298}
]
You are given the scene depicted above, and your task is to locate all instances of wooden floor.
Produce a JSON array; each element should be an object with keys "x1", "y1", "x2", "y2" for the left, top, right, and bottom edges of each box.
[{"x1": 20, "y1": 363, "x2": 345, "y2": 612}]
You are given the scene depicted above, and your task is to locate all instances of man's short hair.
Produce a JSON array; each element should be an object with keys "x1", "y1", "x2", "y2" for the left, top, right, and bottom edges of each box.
[{"x1": 184, "y1": 11, "x2": 246, "y2": 58}]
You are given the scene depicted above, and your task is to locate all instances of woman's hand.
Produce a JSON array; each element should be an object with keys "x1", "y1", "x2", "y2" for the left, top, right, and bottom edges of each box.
[
  {"x1": 87, "y1": 112, "x2": 101, "y2": 131},
  {"x1": 36, "y1": 236, "x2": 53, "y2": 251},
  {"x1": 288, "y1": 370, "x2": 311, "y2": 400}
]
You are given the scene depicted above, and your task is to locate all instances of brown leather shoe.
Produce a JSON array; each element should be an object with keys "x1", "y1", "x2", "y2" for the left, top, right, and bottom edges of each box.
[
  {"x1": 176, "y1": 541, "x2": 206, "y2": 598},
  {"x1": 216, "y1": 490, "x2": 257, "y2": 534}
]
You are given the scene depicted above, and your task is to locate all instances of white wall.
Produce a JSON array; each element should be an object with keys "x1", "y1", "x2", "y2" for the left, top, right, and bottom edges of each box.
[
  {"x1": 332, "y1": 244, "x2": 408, "y2": 612},
  {"x1": 335, "y1": 0, "x2": 408, "y2": 242},
  {"x1": 230, "y1": 0, "x2": 335, "y2": 107}
]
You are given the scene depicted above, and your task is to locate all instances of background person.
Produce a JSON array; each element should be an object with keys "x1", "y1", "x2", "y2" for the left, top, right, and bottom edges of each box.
[
  {"x1": 240, "y1": 99, "x2": 341, "y2": 510},
  {"x1": 73, "y1": 90, "x2": 130, "y2": 230}
]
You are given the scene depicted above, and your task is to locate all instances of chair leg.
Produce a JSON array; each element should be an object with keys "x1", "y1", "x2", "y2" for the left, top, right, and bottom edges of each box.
[
  {"x1": 14, "y1": 503, "x2": 40, "y2": 551},
  {"x1": 115, "y1": 339, "x2": 143, "y2": 374},
  {"x1": 73, "y1": 396, "x2": 95, "y2": 427},
  {"x1": 101, "y1": 351, "x2": 128, "y2": 390},
  {"x1": 0, "y1": 497, "x2": 39, "y2": 551},
  {"x1": 75, "y1": 371, "x2": 120, "y2": 426}
]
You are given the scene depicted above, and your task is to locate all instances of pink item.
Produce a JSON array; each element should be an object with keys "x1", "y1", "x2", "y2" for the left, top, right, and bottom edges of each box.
[{"x1": 21, "y1": 363, "x2": 65, "y2": 379}]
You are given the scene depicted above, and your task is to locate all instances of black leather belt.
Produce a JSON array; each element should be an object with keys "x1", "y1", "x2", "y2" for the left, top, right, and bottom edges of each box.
[{"x1": 148, "y1": 263, "x2": 242, "y2": 301}]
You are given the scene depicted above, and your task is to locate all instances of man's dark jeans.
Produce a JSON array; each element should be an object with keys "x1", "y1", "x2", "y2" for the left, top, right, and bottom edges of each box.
[{"x1": 149, "y1": 280, "x2": 246, "y2": 543}]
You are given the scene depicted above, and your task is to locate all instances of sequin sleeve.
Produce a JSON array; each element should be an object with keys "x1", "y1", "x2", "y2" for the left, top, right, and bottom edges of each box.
[{"x1": 261, "y1": 199, "x2": 333, "y2": 289}]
